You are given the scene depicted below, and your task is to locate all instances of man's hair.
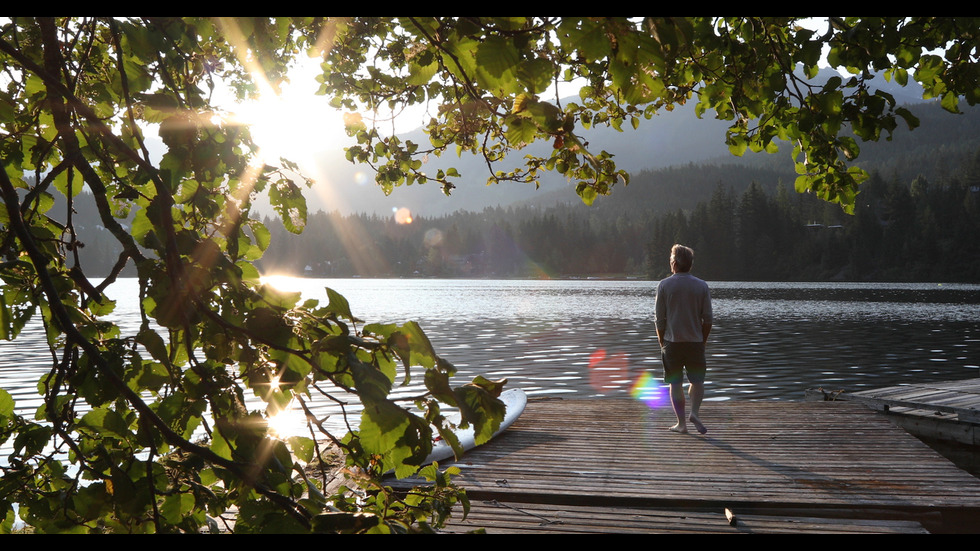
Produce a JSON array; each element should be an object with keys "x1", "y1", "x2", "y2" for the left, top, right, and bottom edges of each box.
[{"x1": 671, "y1": 244, "x2": 694, "y2": 272}]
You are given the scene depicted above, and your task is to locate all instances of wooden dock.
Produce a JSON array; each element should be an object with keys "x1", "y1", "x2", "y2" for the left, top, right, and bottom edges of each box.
[
  {"x1": 388, "y1": 397, "x2": 980, "y2": 534},
  {"x1": 806, "y1": 378, "x2": 980, "y2": 447}
]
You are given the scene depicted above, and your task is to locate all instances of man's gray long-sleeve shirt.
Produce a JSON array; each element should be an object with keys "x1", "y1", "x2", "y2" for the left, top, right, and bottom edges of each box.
[{"x1": 655, "y1": 272, "x2": 712, "y2": 343}]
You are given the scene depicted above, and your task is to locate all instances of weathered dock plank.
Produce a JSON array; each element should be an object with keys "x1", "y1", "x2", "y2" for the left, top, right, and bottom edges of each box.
[
  {"x1": 441, "y1": 500, "x2": 929, "y2": 534},
  {"x1": 389, "y1": 397, "x2": 980, "y2": 533}
]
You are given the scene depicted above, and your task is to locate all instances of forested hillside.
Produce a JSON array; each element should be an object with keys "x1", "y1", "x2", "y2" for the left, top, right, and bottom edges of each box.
[
  {"x1": 67, "y1": 102, "x2": 980, "y2": 282},
  {"x1": 251, "y1": 154, "x2": 980, "y2": 282},
  {"x1": 525, "y1": 100, "x2": 980, "y2": 217}
]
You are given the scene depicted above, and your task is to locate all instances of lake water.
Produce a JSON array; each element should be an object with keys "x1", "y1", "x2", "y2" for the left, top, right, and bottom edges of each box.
[{"x1": 2, "y1": 278, "x2": 979, "y2": 434}]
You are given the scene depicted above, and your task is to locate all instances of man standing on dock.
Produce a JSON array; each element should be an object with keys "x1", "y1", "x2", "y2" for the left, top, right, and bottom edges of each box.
[{"x1": 655, "y1": 244, "x2": 713, "y2": 435}]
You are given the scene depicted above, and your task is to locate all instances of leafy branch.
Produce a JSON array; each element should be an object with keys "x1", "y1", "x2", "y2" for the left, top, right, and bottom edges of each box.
[
  {"x1": 321, "y1": 17, "x2": 979, "y2": 211},
  {"x1": 0, "y1": 17, "x2": 506, "y2": 533}
]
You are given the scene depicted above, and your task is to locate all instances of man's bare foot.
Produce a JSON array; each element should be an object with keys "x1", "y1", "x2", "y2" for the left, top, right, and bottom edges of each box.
[
  {"x1": 689, "y1": 415, "x2": 707, "y2": 435},
  {"x1": 668, "y1": 423, "x2": 688, "y2": 434}
]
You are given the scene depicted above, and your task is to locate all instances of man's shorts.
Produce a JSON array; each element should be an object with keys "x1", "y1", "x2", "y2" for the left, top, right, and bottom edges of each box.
[{"x1": 661, "y1": 341, "x2": 706, "y2": 385}]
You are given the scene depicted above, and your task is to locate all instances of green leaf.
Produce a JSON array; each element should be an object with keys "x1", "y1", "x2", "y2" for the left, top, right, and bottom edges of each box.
[
  {"x1": 559, "y1": 19, "x2": 612, "y2": 61},
  {"x1": 941, "y1": 91, "x2": 960, "y2": 113},
  {"x1": 210, "y1": 427, "x2": 233, "y2": 461},
  {"x1": 236, "y1": 500, "x2": 308, "y2": 534},
  {"x1": 350, "y1": 356, "x2": 393, "y2": 402},
  {"x1": 424, "y1": 369, "x2": 456, "y2": 407},
  {"x1": 80, "y1": 407, "x2": 133, "y2": 441},
  {"x1": 12, "y1": 424, "x2": 51, "y2": 458},
  {"x1": 288, "y1": 436, "x2": 315, "y2": 464},
  {"x1": 390, "y1": 321, "x2": 437, "y2": 370},
  {"x1": 358, "y1": 397, "x2": 432, "y2": 475},
  {"x1": 576, "y1": 182, "x2": 598, "y2": 205},
  {"x1": 136, "y1": 328, "x2": 169, "y2": 364},
  {"x1": 0, "y1": 295, "x2": 10, "y2": 341},
  {"x1": 516, "y1": 58, "x2": 555, "y2": 94},
  {"x1": 323, "y1": 287, "x2": 361, "y2": 322},
  {"x1": 0, "y1": 388, "x2": 13, "y2": 421},
  {"x1": 727, "y1": 134, "x2": 748, "y2": 157},
  {"x1": 268, "y1": 179, "x2": 308, "y2": 234},
  {"x1": 914, "y1": 54, "x2": 944, "y2": 87},
  {"x1": 503, "y1": 115, "x2": 538, "y2": 146},
  {"x1": 407, "y1": 56, "x2": 439, "y2": 86},
  {"x1": 452, "y1": 382, "x2": 506, "y2": 446},
  {"x1": 1, "y1": 505, "x2": 17, "y2": 534},
  {"x1": 476, "y1": 37, "x2": 520, "y2": 80},
  {"x1": 895, "y1": 106, "x2": 920, "y2": 130},
  {"x1": 161, "y1": 493, "x2": 195, "y2": 525}
]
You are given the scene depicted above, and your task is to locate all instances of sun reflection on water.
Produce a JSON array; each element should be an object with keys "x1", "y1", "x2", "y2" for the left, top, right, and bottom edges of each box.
[
  {"x1": 266, "y1": 400, "x2": 308, "y2": 439},
  {"x1": 259, "y1": 274, "x2": 304, "y2": 293}
]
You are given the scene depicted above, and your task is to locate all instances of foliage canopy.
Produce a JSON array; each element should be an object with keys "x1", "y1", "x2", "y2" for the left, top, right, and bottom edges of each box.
[
  {"x1": 0, "y1": 16, "x2": 978, "y2": 532},
  {"x1": 322, "y1": 17, "x2": 979, "y2": 213}
]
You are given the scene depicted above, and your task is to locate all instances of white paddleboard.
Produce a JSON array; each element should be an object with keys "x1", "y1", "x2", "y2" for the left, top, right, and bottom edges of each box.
[{"x1": 422, "y1": 387, "x2": 527, "y2": 466}]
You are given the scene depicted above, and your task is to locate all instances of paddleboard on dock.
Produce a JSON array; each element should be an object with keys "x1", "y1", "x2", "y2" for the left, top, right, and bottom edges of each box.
[{"x1": 422, "y1": 387, "x2": 527, "y2": 466}]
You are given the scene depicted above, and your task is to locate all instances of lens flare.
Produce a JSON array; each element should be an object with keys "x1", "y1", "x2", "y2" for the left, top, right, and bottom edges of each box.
[
  {"x1": 588, "y1": 348, "x2": 629, "y2": 393},
  {"x1": 630, "y1": 371, "x2": 667, "y2": 409},
  {"x1": 423, "y1": 228, "x2": 443, "y2": 246},
  {"x1": 394, "y1": 207, "x2": 413, "y2": 224}
]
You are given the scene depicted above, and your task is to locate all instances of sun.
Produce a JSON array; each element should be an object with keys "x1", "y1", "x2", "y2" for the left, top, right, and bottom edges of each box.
[{"x1": 235, "y1": 79, "x2": 349, "y2": 170}]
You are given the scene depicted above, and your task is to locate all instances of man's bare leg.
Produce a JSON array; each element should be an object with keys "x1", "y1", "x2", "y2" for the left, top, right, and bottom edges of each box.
[
  {"x1": 668, "y1": 381, "x2": 687, "y2": 433},
  {"x1": 688, "y1": 381, "x2": 707, "y2": 434}
]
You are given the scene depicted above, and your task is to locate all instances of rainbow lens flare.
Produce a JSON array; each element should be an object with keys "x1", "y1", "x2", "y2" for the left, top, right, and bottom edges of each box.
[{"x1": 630, "y1": 371, "x2": 667, "y2": 408}]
